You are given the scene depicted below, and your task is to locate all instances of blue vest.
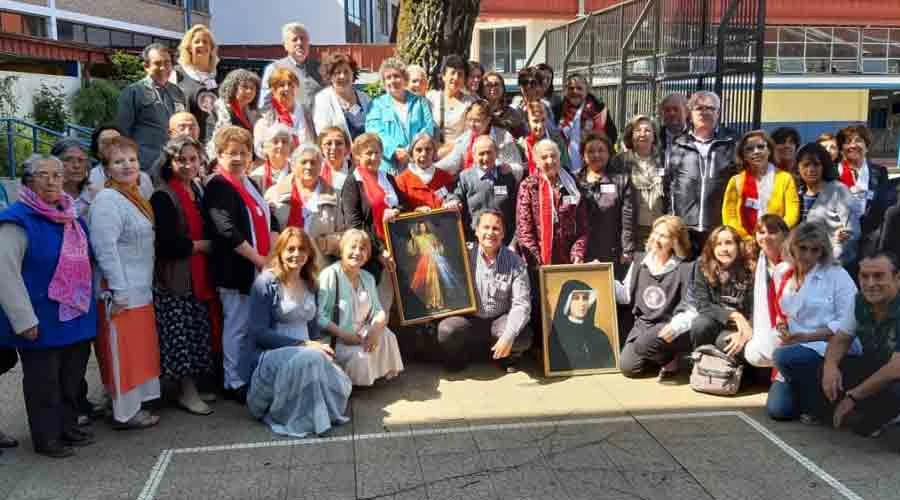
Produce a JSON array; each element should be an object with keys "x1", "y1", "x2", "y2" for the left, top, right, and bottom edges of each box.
[{"x1": 0, "y1": 202, "x2": 97, "y2": 350}]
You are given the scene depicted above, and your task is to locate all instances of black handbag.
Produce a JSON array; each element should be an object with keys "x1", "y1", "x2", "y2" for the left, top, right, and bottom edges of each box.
[{"x1": 0, "y1": 347, "x2": 17, "y2": 376}]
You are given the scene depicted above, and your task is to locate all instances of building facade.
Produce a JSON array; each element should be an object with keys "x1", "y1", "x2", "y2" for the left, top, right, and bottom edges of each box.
[{"x1": 211, "y1": 0, "x2": 398, "y2": 46}]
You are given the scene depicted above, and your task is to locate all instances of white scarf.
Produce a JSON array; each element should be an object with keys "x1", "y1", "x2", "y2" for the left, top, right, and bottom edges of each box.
[
  {"x1": 756, "y1": 163, "x2": 777, "y2": 216},
  {"x1": 180, "y1": 65, "x2": 217, "y2": 89},
  {"x1": 353, "y1": 169, "x2": 400, "y2": 208},
  {"x1": 408, "y1": 162, "x2": 435, "y2": 185}
]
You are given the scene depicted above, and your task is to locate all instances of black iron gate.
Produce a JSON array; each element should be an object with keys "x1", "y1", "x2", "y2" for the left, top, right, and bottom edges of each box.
[{"x1": 527, "y1": 0, "x2": 766, "y2": 135}]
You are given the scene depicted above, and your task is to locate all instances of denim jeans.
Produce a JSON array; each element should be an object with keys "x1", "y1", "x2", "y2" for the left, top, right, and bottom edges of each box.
[
  {"x1": 766, "y1": 380, "x2": 796, "y2": 420},
  {"x1": 772, "y1": 344, "x2": 823, "y2": 420}
]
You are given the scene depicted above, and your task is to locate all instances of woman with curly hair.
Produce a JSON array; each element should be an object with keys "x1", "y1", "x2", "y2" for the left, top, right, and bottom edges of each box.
[{"x1": 209, "y1": 69, "x2": 261, "y2": 155}]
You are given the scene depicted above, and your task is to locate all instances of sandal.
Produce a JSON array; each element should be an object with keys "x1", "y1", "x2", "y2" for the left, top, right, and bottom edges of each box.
[
  {"x1": 111, "y1": 410, "x2": 160, "y2": 430},
  {"x1": 177, "y1": 397, "x2": 214, "y2": 416}
]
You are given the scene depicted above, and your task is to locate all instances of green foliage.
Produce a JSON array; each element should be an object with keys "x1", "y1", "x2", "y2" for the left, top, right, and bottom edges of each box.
[
  {"x1": 0, "y1": 127, "x2": 52, "y2": 178},
  {"x1": 71, "y1": 79, "x2": 120, "y2": 128},
  {"x1": 30, "y1": 83, "x2": 69, "y2": 132},
  {"x1": 361, "y1": 80, "x2": 385, "y2": 99},
  {"x1": 110, "y1": 51, "x2": 145, "y2": 85},
  {"x1": 0, "y1": 75, "x2": 19, "y2": 117}
]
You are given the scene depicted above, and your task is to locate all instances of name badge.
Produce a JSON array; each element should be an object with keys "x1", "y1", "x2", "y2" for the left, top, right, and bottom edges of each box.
[
  {"x1": 656, "y1": 168, "x2": 666, "y2": 177},
  {"x1": 600, "y1": 183, "x2": 616, "y2": 194},
  {"x1": 493, "y1": 185, "x2": 508, "y2": 196},
  {"x1": 563, "y1": 195, "x2": 577, "y2": 206},
  {"x1": 435, "y1": 187, "x2": 449, "y2": 199},
  {"x1": 744, "y1": 198, "x2": 760, "y2": 210}
]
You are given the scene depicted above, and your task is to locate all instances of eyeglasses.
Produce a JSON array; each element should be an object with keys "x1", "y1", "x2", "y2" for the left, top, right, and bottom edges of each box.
[
  {"x1": 32, "y1": 171, "x2": 64, "y2": 182},
  {"x1": 742, "y1": 143, "x2": 768, "y2": 153}
]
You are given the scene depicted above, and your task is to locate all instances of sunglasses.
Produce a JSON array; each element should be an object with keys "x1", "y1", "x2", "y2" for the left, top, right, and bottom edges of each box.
[{"x1": 742, "y1": 143, "x2": 768, "y2": 153}]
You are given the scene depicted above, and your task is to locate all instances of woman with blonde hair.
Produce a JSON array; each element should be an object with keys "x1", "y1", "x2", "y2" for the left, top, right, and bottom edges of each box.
[
  {"x1": 243, "y1": 227, "x2": 351, "y2": 436},
  {"x1": 615, "y1": 215, "x2": 694, "y2": 381},
  {"x1": 174, "y1": 24, "x2": 220, "y2": 144},
  {"x1": 317, "y1": 229, "x2": 403, "y2": 386}
]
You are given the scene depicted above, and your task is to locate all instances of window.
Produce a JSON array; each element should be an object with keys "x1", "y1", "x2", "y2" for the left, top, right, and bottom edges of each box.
[
  {"x1": 764, "y1": 25, "x2": 900, "y2": 75},
  {"x1": 345, "y1": 0, "x2": 366, "y2": 43},
  {"x1": 86, "y1": 26, "x2": 111, "y2": 47},
  {"x1": 110, "y1": 30, "x2": 134, "y2": 49},
  {"x1": 0, "y1": 10, "x2": 47, "y2": 38},
  {"x1": 377, "y1": 0, "x2": 388, "y2": 36},
  {"x1": 156, "y1": 0, "x2": 209, "y2": 13},
  {"x1": 58, "y1": 19, "x2": 176, "y2": 50},
  {"x1": 479, "y1": 27, "x2": 526, "y2": 74}
]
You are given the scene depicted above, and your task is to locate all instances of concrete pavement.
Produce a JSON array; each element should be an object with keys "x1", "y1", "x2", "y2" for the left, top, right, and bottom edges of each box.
[{"x1": 1, "y1": 357, "x2": 898, "y2": 500}]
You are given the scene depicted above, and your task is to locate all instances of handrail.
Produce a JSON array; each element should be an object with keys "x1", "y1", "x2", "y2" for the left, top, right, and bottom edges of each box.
[
  {"x1": 1, "y1": 118, "x2": 92, "y2": 178},
  {"x1": 561, "y1": 13, "x2": 594, "y2": 84}
]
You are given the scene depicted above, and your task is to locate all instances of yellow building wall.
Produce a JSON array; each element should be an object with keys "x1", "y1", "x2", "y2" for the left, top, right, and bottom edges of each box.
[{"x1": 761, "y1": 89, "x2": 870, "y2": 123}]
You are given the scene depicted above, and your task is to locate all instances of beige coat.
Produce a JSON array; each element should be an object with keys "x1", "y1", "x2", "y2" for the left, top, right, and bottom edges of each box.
[{"x1": 265, "y1": 174, "x2": 344, "y2": 267}]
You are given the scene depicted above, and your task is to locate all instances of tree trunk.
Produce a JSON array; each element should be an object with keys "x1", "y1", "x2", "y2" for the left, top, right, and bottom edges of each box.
[{"x1": 396, "y1": 0, "x2": 481, "y2": 86}]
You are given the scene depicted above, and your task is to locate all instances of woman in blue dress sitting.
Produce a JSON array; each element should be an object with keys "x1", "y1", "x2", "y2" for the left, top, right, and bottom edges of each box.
[{"x1": 242, "y1": 227, "x2": 351, "y2": 437}]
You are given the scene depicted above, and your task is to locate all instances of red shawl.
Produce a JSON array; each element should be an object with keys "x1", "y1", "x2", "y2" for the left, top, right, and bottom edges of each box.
[
  {"x1": 229, "y1": 99, "x2": 252, "y2": 130},
  {"x1": 287, "y1": 179, "x2": 305, "y2": 229},
  {"x1": 770, "y1": 266, "x2": 794, "y2": 382},
  {"x1": 358, "y1": 168, "x2": 389, "y2": 239},
  {"x1": 740, "y1": 170, "x2": 760, "y2": 237},
  {"x1": 221, "y1": 172, "x2": 270, "y2": 257},
  {"x1": 321, "y1": 161, "x2": 334, "y2": 186},
  {"x1": 525, "y1": 133, "x2": 540, "y2": 176},
  {"x1": 839, "y1": 160, "x2": 856, "y2": 189},
  {"x1": 271, "y1": 97, "x2": 294, "y2": 127},
  {"x1": 462, "y1": 132, "x2": 479, "y2": 171},
  {"x1": 538, "y1": 176, "x2": 556, "y2": 265},
  {"x1": 168, "y1": 179, "x2": 215, "y2": 301}
]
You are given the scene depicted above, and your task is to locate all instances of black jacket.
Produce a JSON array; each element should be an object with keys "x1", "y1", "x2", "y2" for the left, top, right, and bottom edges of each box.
[
  {"x1": 340, "y1": 173, "x2": 408, "y2": 278},
  {"x1": 666, "y1": 127, "x2": 739, "y2": 232},
  {"x1": 203, "y1": 174, "x2": 279, "y2": 294},
  {"x1": 858, "y1": 161, "x2": 896, "y2": 254},
  {"x1": 578, "y1": 169, "x2": 636, "y2": 262}
]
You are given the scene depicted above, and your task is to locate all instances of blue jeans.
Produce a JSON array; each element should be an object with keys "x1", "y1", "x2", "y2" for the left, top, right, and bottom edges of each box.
[{"x1": 772, "y1": 344, "x2": 824, "y2": 420}]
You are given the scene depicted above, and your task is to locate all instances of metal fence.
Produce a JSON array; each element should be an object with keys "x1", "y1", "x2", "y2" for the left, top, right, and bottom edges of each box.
[{"x1": 527, "y1": 0, "x2": 765, "y2": 134}]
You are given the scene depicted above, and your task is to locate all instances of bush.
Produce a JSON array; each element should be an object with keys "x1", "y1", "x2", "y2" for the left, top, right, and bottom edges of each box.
[
  {"x1": 71, "y1": 79, "x2": 120, "y2": 128},
  {"x1": 361, "y1": 80, "x2": 384, "y2": 99},
  {"x1": 30, "y1": 83, "x2": 69, "y2": 132},
  {"x1": 110, "y1": 51, "x2": 145, "y2": 85}
]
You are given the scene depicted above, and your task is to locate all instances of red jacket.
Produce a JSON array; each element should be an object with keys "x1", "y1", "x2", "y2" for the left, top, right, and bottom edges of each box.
[
  {"x1": 394, "y1": 168, "x2": 456, "y2": 210},
  {"x1": 515, "y1": 174, "x2": 589, "y2": 268}
]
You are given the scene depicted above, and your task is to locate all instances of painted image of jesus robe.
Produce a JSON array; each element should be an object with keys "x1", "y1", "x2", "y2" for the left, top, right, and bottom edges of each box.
[{"x1": 406, "y1": 221, "x2": 461, "y2": 310}]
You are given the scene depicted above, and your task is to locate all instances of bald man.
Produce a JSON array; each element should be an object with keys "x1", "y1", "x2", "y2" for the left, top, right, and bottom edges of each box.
[{"x1": 444, "y1": 135, "x2": 519, "y2": 244}]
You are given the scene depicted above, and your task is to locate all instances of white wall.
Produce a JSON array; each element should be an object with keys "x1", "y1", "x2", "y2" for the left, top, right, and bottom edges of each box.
[
  {"x1": 211, "y1": 0, "x2": 348, "y2": 45},
  {"x1": 0, "y1": 71, "x2": 81, "y2": 119}
]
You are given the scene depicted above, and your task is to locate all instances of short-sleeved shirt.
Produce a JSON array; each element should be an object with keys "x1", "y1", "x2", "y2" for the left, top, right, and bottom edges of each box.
[{"x1": 850, "y1": 294, "x2": 900, "y2": 366}]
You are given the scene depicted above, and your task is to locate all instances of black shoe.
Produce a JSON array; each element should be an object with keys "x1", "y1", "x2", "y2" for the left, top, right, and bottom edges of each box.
[
  {"x1": 66, "y1": 427, "x2": 95, "y2": 440},
  {"x1": 223, "y1": 386, "x2": 247, "y2": 405},
  {"x1": 35, "y1": 441, "x2": 75, "y2": 458},
  {"x1": 0, "y1": 430, "x2": 18, "y2": 448},
  {"x1": 61, "y1": 431, "x2": 96, "y2": 447}
]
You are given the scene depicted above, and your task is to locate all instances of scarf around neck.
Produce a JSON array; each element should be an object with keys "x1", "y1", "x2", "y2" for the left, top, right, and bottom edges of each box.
[
  {"x1": 221, "y1": 172, "x2": 270, "y2": 257},
  {"x1": 287, "y1": 177, "x2": 310, "y2": 229},
  {"x1": 229, "y1": 99, "x2": 252, "y2": 130},
  {"x1": 106, "y1": 178, "x2": 154, "y2": 224},
  {"x1": 167, "y1": 179, "x2": 214, "y2": 301},
  {"x1": 18, "y1": 187, "x2": 92, "y2": 321},
  {"x1": 537, "y1": 168, "x2": 581, "y2": 265}
]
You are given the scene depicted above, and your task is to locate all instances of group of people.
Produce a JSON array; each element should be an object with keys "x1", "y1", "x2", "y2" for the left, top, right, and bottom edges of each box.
[{"x1": 1, "y1": 20, "x2": 900, "y2": 459}]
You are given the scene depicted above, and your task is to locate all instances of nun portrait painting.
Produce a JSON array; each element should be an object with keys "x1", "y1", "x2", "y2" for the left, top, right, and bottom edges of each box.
[{"x1": 547, "y1": 279, "x2": 616, "y2": 373}]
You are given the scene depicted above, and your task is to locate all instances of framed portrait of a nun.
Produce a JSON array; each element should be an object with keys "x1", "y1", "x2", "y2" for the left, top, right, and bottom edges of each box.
[{"x1": 539, "y1": 263, "x2": 620, "y2": 376}]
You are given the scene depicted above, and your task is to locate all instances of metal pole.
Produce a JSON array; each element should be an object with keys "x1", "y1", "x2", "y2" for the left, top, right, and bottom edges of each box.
[
  {"x1": 184, "y1": 0, "x2": 193, "y2": 30},
  {"x1": 616, "y1": 6, "x2": 627, "y2": 129},
  {"x1": 651, "y1": 0, "x2": 662, "y2": 118},
  {"x1": 752, "y1": 0, "x2": 767, "y2": 129}
]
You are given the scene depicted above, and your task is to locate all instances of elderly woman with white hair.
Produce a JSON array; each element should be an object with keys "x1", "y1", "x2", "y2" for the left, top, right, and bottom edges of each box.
[
  {"x1": 365, "y1": 57, "x2": 435, "y2": 174},
  {"x1": 0, "y1": 154, "x2": 98, "y2": 457},
  {"x1": 515, "y1": 138, "x2": 588, "y2": 269},
  {"x1": 250, "y1": 123, "x2": 297, "y2": 193},
  {"x1": 266, "y1": 143, "x2": 345, "y2": 268}
]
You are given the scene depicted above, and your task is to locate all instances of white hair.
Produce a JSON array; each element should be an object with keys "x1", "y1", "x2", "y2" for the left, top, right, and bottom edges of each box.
[
  {"x1": 255, "y1": 123, "x2": 295, "y2": 158},
  {"x1": 281, "y1": 22, "x2": 309, "y2": 41},
  {"x1": 687, "y1": 91, "x2": 721, "y2": 111},
  {"x1": 533, "y1": 138, "x2": 561, "y2": 157},
  {"x1": 406, "y1": 64, "x2": 427, "y2": 79},
  {"x1": 290, "y1": 143, "x2": 324, "y2": 165},
  {"x1": 379, "y1": 57, "x2": 408, "y2": 81},
  {"x1": 22, "y1": 154, "x2": 63, "y2": 182}
]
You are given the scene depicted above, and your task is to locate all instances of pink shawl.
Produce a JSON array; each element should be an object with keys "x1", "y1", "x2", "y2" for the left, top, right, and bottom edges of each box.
[{"x1": 19, "y1": 187, "x2": 92, "y2": 321}]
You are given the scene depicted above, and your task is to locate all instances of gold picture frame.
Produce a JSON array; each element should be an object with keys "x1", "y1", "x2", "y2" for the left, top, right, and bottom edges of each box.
[
  {"x1": 539, "y1": 262, "x2": 621, "y2": 377},
  {"x1": 384, "y1": 208, "x2": 478, "y2": 325}
]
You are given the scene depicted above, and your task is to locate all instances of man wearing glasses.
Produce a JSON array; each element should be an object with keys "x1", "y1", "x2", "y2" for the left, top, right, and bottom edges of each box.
[{"x1": 666, "y1": 90, "x2": 738, "y2": 254}]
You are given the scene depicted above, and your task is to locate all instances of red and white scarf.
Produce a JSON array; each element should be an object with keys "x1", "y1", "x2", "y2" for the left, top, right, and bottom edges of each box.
[{"x1": 221, "y1": 172, "x2": 270, "y2": 257}]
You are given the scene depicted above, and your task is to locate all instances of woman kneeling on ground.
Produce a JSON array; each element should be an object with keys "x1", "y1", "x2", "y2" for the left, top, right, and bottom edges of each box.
[{"x1": 243, "y1": 228, "x2": 351, "y2": 437}]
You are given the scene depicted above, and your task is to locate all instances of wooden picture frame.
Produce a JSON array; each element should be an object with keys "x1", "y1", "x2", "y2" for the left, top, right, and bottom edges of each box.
[
  {"x1": 384, "y1": 208, "x2": 478, "y2": 325},
  {"x1": 539, "y1": 262, "x2": 620, "y2": 376}
]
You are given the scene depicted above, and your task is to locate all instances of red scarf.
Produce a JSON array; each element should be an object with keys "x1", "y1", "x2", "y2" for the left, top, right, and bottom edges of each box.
[
  {"x1": 463, "y1": 132, "x2": 479, "y2": 171},
  {"x1": 229, "y1": 99, "x2": 252, "y2": 130},
  {"x1": 526, "y1": 133, "x2": 540, "y2": 176},
  {"x1": 839, "y1": 160, "x2": 856, "y2": 188},
  {"x1": 321, "y1": 161, "x2": 334, "y2": 186},
  {"x1": 538, "y1": 177, "x2": 556, "y2": 265},
  {"x1": 765, "y1": 257, "x2": 783, "y2": 328},
  {"x1": 770, "y1": 266, "x2": 793, "y2": 383},
  {"x1": 358, "y1": 168, "x2": 389, "y2": 240},
  {"x1": 168, "y1": 179, "x2": 215, "y2": 301},
  {"x1": 558, "y1": 101, "x2": 579, "y2": 132},
  {"x1": 739, "y1": 170, "x2": 760, "y2": 236},
  {"x1": 262, "y1": 159, "x2": 275, "y2": 193},
  {"x1": 287, "y1": 179, "x2": 305, "y2": 229},
  {"x1": 221, "y1": 173, "x2": 270, "y2": 258},
  {"x1": 271, "y1": 98, "x2": 294, "y2": 127}
]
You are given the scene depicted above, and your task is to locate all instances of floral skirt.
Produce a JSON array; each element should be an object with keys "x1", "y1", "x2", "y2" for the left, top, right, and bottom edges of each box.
[{"x1": 153, "y1": 287, "x2": 213, "y2": 381}]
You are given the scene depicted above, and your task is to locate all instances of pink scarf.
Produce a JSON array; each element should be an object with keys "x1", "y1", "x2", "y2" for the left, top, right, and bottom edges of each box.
[{"x1": 19, "y1": 187, "x2": 92, "y2": 321}]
